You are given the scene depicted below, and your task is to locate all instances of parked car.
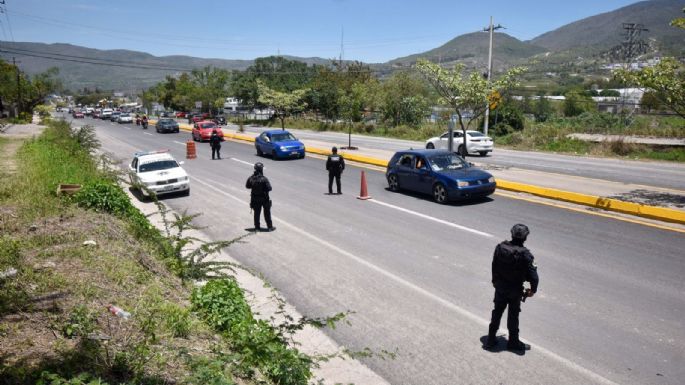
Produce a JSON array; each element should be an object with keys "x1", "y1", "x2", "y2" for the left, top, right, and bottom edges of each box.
[
  {"x1": 175, "y1": 111, "x2": 187, "y2": 118},
  {"x1": 255, "y1": 130, "x2": 305, "y2": 159},
  {"x1": 156, "y1": 118, "x2": 180, "y2": 133},
  {"x1": 192, "y1": 121, "x2": 223, "y2": 142},
  {"x1": 385, "y1": 149, "x2": 496, "y2": 203},
  {"x1": 425, "y1": 130, "x2": 494, "y2": 157},
  {"x1": 117, "y1": 113, "x2": 133, "y2": 123},
  {"x1": 72, "y1": 110, "x2": 85, "y2": 119},
  {"x1": 129, "y1": 150, "x2": 189, "y2": 197}
]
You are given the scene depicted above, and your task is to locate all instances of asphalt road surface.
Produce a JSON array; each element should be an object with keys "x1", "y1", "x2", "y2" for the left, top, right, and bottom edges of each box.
[
  {"x1": 72, "y1": 115, "x2": 685, "y2": 385},
  {"x1": 237, "y1": 124, "x2": 685, "y2": 191}
]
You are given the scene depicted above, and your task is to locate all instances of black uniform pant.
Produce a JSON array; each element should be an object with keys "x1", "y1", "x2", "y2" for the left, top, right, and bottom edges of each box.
[
  {"x1": 488, "y1": 289, "x2": 522, "y2": 342},
  {"x1": 252, "y1": 200, "x2": 272, "y2": 229},
  {"x1": 212, "y1": 145, "x2": 221, "y2": 159},
  {"x1": 328, "y1": 172, "x2": 341, "y2": 194}
]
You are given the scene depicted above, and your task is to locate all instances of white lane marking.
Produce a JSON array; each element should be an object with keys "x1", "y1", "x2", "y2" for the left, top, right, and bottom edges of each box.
[
  {"x1": 173, "y1": 141, "x2": 186, "y2": 146},
  {"x1": 231, "y1": 158, "x2": 254, "y2": 167},
  {"x1": 369, "y1": 199, "x2": 494, "y2": 238},
  {"x1": 191, "y1": 176, "x2": 619, "y2": 385},
  {"x1": 144, "y1": 133, "x2": 153, "y2": 136},
  {"x1": 126, "y1": 127, "x2": 131, "y2": 130}
]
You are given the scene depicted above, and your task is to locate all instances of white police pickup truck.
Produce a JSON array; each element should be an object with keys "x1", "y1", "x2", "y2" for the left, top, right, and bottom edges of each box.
[{"x1": 129, "y1": 150, "x2": 190, "y2": 196}]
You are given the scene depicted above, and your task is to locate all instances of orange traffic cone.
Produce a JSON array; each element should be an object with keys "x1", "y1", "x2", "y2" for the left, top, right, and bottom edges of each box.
[
  {"x1": 186, "y1": 141, "x2": 197, "y2": 159},
  {"x1": 357, "y1": 170, "x2": 372, "y2": 200}
]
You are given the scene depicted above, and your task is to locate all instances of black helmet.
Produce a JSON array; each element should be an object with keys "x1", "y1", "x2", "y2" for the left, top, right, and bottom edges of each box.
[
  {"x1": 332, "y1": 146, "x2": 338, "y2": 153},
  {"x1": 511, "y1": 224, "x2": 530, "y2": 241},
  {"x1": 254, "y1": 162, "x2": 264, "y2": 172}
]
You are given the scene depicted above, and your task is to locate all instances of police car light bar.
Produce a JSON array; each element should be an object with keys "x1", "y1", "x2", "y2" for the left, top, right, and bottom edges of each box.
[{"x1": 134, "y1": 149, "x2": 170, "y2": 157}]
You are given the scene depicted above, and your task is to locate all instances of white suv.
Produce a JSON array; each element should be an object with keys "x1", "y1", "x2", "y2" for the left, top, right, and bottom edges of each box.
[{"x1": 129, "y1": 150, "x2": 190, "y2": 196}]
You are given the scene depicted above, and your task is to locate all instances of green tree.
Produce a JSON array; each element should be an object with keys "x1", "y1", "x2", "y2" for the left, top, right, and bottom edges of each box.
[
  {"x1": 563, "y1": 89, "x2": 594, "y2": 117},
  {"x1": 0, "y1": 59, "x2": 61, "y2": 117},
  {"x1": 378, "y1": 71, "x2": 432, "y2": 127},
  {"x1": 614, "y1": 58, "x2": 685, "y2": 119},
  {"x1": 534, "y1": 93, "x2": 553, "y2": 122},
  {"x1": 257, "y1": 80, "x2": 308, "y2": 129},
  {"x1": 415, "y1": 59, "x2": 525, "y2": 155},
  {"x1": 671, "y1": 7, "x2": 685, "y2": 29},
  {"x1": 308, "y1": 61, "x2": 374, "y2": 120},
  {"x1": 640, "y1": 91, "x2": 662, "y2": 112}
]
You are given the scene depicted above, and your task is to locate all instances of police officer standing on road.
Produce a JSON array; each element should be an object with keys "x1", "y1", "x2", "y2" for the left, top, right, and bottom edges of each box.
[
  {"x1": 326, "y1": 147, "x2": 345, "y2": 195},
  {"x1": 246, "y1": 162, "x2": 275, "y2": 232},
  {"x1": 210, "y1": 129, "x2": 222, "y2": 160},
  {"x1": 485, "y1": 224, "x2": 539, "y2": 352}
]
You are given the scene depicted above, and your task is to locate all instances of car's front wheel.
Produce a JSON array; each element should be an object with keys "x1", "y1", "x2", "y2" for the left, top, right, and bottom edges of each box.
[
  {"x1": 256, "y1": 146, "x2": 263, "y2": 156},
  {"x1": 433, "y1": 183, "x2": 448, "y2": 204},
  {"x1": 426, "y1": 142, "x2": 435, "y2": 149},
  {"x1": 388, "y1": 174, "x2": 400, "y2": 192},
  {"x1": 479, "y1": 151, "x2": 488, "y2": 157}
]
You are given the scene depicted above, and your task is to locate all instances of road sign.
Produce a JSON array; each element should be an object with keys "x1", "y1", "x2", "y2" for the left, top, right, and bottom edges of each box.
[
  {"x1": 488, "y1": 91, "x2": 501, "y2": 110},
  {"x1": 195, "y1": 101, "x2": 202, "y2": 109}
]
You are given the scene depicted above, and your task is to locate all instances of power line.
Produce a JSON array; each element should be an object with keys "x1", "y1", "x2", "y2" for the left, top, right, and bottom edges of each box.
[
  {"x1": 1, "y1": 1, "x2": 14, "y2": 42},
  {"x1": 0, "y1": 48, "x2": 193, "y2": 71},
  {"x1": 0, "y1": 45, "x2": 384, "y2": 74}
]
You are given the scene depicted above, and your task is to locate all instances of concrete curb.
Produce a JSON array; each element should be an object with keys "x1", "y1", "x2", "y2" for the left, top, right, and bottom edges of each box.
[
  {"x1": 150, "y1": 120, "x2": 685, "y2": 225},
  {"x1": 496, "y1": 180, "x2": 685, "y2": 225}
]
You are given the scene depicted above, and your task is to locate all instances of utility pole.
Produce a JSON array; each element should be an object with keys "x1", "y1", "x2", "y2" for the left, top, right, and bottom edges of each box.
[
  {"x1": 482, "y1": 17, "x2": 504, "y2": 136},
  {"x1": 13, "y1": 56, "x2": 21, "y2": 116}
]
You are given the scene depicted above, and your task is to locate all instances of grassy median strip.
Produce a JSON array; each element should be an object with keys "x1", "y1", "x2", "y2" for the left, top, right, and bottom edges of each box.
[{"x1": 0, "y1": 119, "x2": 319, "y2": 384}]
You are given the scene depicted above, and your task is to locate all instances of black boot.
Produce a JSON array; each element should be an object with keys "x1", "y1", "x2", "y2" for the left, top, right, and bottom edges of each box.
[{"x1": 506, "y1": 338, "x2": 530, "y2": 351}]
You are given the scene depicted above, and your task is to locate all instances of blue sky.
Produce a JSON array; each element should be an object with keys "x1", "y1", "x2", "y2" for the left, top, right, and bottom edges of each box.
[{"x1": 2, "y1": 0, "x2": 642, "y2": 63}]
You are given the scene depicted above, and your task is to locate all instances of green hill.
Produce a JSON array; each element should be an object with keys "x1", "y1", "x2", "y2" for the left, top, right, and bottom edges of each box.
[
  {"x1": 529, "y1": 0, "x2": 685, "y2": 56},
  {"x1": 388, "y1": 32, "x2": 546, "y2": 71}
]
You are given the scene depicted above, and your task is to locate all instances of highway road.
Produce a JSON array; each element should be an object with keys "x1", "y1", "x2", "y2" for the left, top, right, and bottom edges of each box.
[
  {"x1": 236, "y1": 124, "x2": 685, "y2": 190},
  {"x1": 74, "y1": 115, "x2": 685, "y2": 385}
]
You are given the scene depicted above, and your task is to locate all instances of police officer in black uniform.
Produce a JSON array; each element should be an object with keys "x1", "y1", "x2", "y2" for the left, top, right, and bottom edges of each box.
[
  {"x1": 245, "y1": 162, "x2": 275, "y2": 232},
  {"x1": 485, "y1": 223, "x2": 539, "y2": 351},
  {"x1": 326, "y1": 147, "x2": 345, "y2": 194},
  {"x1": 210, "y1": 129, "x2": 222, "y2": 160}
]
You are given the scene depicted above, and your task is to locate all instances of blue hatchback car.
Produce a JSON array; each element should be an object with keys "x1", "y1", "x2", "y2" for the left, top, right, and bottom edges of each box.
[
  {"x1": 386, "y1": 149, "x2": 496, "y2": 203},
  {"x1": 255, "y1": 130, "x2": 306, "y2": 159}
]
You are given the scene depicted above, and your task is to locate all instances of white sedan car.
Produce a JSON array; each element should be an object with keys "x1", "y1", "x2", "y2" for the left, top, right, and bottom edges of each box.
[
  {"x1": 129, "y1": 150, "x2": 190, "y2": 196},
  {"x1": 117, "y1": 113, "x2": 133, "y2": 123},
  {"x1": 425, "y1": 130, "x2": 494, "y2": 156}
]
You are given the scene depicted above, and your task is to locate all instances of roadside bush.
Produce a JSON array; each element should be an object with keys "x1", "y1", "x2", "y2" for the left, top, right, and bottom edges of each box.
[
  {"x1": 192, "y1": 279, "x2": 313, "y2": 385},
  {"x1": 74, "y1": 180, "x2": 134, "y2": 217}
]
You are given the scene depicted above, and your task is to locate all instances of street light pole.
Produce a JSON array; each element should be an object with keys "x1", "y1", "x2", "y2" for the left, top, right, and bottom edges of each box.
[{"x1": 482, "y1": 17, "x2": 504, "y2": 136}]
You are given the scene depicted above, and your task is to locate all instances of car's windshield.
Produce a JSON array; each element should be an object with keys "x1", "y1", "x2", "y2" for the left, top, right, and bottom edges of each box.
[
  {"x1": 200, "y1": 123, "x2": 216, "y2": 129},
  {"x1": 120, "y1": 113, "x2": 129, "y2": 117},
  {"x1": 271, "y1": 133, "x2": 297, "y2": 142},
  {"x1": 139, "y1": 160, "x2": 179, "y2": 172},
  {"x1": 428, "y1": 153, "x2": 468, "y2": 171},
  {"x1": 160, "y1": 119, "x2": 174, "y2": 124}
]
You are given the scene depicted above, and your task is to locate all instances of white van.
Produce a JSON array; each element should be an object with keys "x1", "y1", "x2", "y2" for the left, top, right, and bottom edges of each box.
[{"x1": 101, "y1": 108, "x2": 113, "y2": 118}]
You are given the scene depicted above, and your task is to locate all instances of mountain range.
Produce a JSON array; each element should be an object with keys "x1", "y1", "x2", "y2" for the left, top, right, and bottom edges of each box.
[{"x1": 0, "y1": 0, "x2": 682, "y2": 91}]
